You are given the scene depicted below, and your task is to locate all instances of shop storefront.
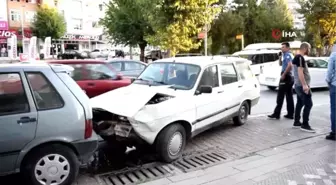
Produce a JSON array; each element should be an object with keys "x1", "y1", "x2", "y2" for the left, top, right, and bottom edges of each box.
[
  {"x1": 0, "y1": 29, "x2": 32, "y2": 57},
  {"x1": 52, "y1": 34, "x2": 105, "y2": 54}
]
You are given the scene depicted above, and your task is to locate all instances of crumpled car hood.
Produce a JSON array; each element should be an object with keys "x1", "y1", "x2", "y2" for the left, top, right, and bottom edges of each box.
[{"x1": 90, "y1": 84, "x2": 175, "y2": 117}]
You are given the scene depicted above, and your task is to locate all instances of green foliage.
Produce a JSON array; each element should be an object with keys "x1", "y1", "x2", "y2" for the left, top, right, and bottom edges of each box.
[
  {"x1": 100, "y1": 0, "x2": 154, "y2": 61},
  {"x1": 297, "y1": 0, "x2": 336, "y2": 53},
  {"x1": 146, "y1": 0, "x2": 220, "y2": 56},
  {"x1": 31, "y1": 5, "x2": 66, "y2": 40},
  {"x1": 210, "y1": 0, "x2": 294, "y2": 54}
]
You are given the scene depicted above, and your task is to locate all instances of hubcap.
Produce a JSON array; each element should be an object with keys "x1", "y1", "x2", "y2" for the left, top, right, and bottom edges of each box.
[
  {"x1": 34, "y1": 154, "x2": 70, "y2": 185},
  {"x1": 240, "y1": 105, "x2": 247, "y2": 123},
  {"x1": 168, "y1": 132, "x2": 183, "y2": 156}
]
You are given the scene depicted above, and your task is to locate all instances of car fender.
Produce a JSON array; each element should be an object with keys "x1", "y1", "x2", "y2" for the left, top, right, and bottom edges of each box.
[{"x1": 15, "y1": 137, "x2": 77, "y2": 172}]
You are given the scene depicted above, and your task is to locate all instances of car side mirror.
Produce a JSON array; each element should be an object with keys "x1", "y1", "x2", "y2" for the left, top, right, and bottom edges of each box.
[
  {"x1": 130, "y1": 78, "x2": 136, "y2": 83},
  {"x1": 196, "y1": 85, "x2": 212, "y2": 95},
  {"x1": 116, "y1": 73, "x2": 123, "y2": 80}
]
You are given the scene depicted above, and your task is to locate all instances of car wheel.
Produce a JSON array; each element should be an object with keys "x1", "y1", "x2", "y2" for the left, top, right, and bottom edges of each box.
[
  {"x1": 233, "y1": 101, "x2": 250, "y2": 126},
  {"x1": 22, "y1": 144, "x2": 79, "y2": 185},
  {"x1": 74, "y1": 56, "x2": 77, "y2": 59},
  {"x1": 267, "y1": 86, "x2": 277, "y2": 91},
  {"x1": 58, "y1": 56, "x2": 62, "y2": 59},
  {"x1": 155, "y1": 124, "x2": 186, "y2": 163}
]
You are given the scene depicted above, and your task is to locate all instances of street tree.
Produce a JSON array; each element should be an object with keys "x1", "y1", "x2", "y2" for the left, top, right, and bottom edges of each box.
[
  {"x1": 297, "y1": 0, "x2": 336, "y2": 55},
  {"x1": 146, "y1": 0, "x2": 220, "y2": 56},
  {"x1": 210, "y1": 0, "x2": 293, "y2": 53},
  {"x1": 31, "y1": 4, "x2": 66, "y2": 41},
  {"x1": 100, "y1": 0, "x2": 154, "y2": 61}
]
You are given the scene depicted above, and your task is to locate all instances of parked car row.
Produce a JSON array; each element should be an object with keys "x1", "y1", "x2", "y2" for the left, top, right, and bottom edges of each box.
[{"x1": 0, "y1": 55, "x2": 261, "y2": 185}]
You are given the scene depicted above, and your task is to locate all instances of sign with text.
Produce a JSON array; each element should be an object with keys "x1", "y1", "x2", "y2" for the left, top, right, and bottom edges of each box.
[
  {"x1": 272, "y1": 29, "x2": 298, "y2": 40},
  {"x1": 61, "y1": 34, "x2": 100, "y2": 40},
  {"x1": 0, "y1": 0, "x2": 8, "y2": 30}
]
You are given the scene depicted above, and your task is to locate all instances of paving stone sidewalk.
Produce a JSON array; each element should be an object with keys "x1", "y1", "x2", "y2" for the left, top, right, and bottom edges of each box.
[{"x1": 139, "y1": 135, "x2": 336, "y2": 185}]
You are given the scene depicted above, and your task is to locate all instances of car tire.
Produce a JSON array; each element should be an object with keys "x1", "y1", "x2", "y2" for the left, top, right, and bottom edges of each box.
[
  {"x1": 74, "y1": 56, "x2": 77, "y2": 59},
  {"x1": 233, "y1": 101, "x2": 250, "y2": 126},
  {"x1": 58, "y1": 56, "x2": 62, "y2": 59},
  {"x1": 155, "y1": 124, "x2": 186, "y2": 163},
  {"x1": 268, "y1": 86, "x2": 277, "y2": 91},
  {"x1": 22, "y1": 144, "x2": 79, "y2": 185}
]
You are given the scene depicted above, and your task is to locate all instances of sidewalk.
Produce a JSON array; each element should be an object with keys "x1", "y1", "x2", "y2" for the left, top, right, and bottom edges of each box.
[{"x1": 139, "y1": 135, "x2": 335, "y2": 185}]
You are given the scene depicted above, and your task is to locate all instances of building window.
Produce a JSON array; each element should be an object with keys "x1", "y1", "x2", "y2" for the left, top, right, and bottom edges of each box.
[
  {"x1": 26, "y1": 0, "x2": 37, "y2": 3},
  {"x1": 10, "y1": 10, "x2": 21, "y2": 22},
  {"x1": 25, "y1": 11, "x2": 36, "y2": 22},
  {"x1": 72, "y1": 19, "x2": 83, "y2": 30},
  {"x1": 92, "y1": 21, "x2": 99, "y2": 28}
]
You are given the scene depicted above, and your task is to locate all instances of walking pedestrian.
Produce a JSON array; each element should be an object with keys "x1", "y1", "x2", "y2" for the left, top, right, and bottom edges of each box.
[
  {"x1": 325, "y1": 43, "x2": 336, "y2": 140},
  {"x1": 292, "y1": 42, "x2": 315, "y2": 132},
  {"x1": 268, "y1": 42, "x2": 294, "y2": 119}
]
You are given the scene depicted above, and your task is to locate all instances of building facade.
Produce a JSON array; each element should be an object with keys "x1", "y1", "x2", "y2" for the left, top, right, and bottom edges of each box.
[
  {"x1": 49, "y1": 0, "x2": 109, "y2": 54},
  {"x1": 286, "y1": 0, "x2": 305, "y2": 30}
]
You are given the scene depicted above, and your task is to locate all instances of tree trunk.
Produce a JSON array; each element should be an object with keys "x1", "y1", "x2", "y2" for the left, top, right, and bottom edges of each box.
[{"x1": 139, "y1": 43, "x2": 146, "y2": 62}]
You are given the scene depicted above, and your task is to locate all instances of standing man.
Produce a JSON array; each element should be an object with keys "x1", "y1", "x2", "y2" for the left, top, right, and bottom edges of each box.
[
  {"x1": 292, "y1": 42, "x2": 315, "y2": 132},
  {"x1": 325, "y1": 43, "x2": 336, "y2": 140},
  {"x1": 268, "y1": 42, "x2": 295, "y2": 119}
]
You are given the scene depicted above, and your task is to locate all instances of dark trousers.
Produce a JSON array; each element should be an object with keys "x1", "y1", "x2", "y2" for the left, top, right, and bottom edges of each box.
[
  {"x1": 330, "y1": 85, "x2": 336, "y2": 133},
  {"x1": 273, "y1": 73, "x2": 294, "y2": 116},
  {"x1": 294, "y1": 85, "x2": 313, "y2": 126}
]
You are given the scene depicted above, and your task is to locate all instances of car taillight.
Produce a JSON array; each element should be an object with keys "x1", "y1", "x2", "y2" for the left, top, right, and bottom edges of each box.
[{"x1": 85, "y1": 119, "x2": 93, "y2": 139}]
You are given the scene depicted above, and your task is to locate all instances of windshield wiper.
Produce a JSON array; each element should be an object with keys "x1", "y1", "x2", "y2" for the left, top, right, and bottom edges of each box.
[{"x1": 152, "y1": 80, "x2": 168, "y2": 85}]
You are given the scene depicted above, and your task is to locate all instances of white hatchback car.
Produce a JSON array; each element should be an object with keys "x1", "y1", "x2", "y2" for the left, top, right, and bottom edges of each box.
[
  {"x1": 259, "y1": 57, "x2": 329, "y2": 90},
  {"x1": 90, "y1": 56, "x2": 260, "y2": 162}
]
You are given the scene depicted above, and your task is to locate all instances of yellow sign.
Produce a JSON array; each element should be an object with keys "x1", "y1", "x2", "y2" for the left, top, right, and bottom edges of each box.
[{"x1": 236, "y1": 34, "x2": 243, "y2": 39}]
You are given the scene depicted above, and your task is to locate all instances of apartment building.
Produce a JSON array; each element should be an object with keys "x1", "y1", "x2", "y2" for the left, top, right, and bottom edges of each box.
[
  {"x1": 49, "y1": 0, "x2": 108, "y2": 53},
  {"x1": 286, "y1": 0, "x2": 305, "y2": 30}
]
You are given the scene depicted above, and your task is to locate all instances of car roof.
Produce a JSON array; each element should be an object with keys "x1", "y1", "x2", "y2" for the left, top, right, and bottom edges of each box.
[
  {"x1": 47, "y1": 60, "x2": 107, "y2": 64},
  {"x1": 152, "y1": 56, "x2": 250, "y2": 68},
  {"x1": 232, "y1": 49, "x2": 280, "y2": 55},
  {"x1": 107, "y1": 59, "x2": 147, "y2": 65},
  {"x1": 0, "y1": 63, "x2": 73, "y2": 73}
]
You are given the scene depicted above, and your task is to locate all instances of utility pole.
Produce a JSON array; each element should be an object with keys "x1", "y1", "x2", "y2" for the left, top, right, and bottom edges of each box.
[{"x1": 204, "y1": 24, "x2": 208, "y2": 56}]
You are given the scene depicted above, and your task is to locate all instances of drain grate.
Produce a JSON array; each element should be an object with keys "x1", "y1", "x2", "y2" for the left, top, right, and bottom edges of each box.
[
  {"x1": 97, "y1": 163, "x2": 176, "y2": 185},
  {"x1": 173, "y1": 151, "x2": 227, "y2": 172}
]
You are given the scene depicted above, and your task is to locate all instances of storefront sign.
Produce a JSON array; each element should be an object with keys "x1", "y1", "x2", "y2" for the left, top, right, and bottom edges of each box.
[
  {"x1": 0, "y1": 1, "x2": 8, "y2": 30},
  {"x1": 0, "y1": 30, "x2": 13, "y2": 38},
  {"x1": 61, "y1": 34, "x2": 100, "y2": 40}
]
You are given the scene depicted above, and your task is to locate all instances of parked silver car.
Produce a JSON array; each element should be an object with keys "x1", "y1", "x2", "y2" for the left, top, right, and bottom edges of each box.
[
  {"x1": 107, "y1": 59, "x2": 147, "y2": 79},
  {"x1": 0, "y1": 63, "x2": 98, "y2": 185}
]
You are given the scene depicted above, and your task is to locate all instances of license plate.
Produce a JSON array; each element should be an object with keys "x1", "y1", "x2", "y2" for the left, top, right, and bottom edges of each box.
[
  {"x1": 114, "y1": 124, "x2": 132, "y2": 137},
  {"x1": 266, "y1": 77, "x2": 276, "y2": 82}
]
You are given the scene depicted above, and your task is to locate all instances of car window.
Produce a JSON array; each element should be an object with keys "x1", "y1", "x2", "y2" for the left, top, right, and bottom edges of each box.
[
  {"x1": 68, "y1": 64, "x2": 84, "y2": 80},
  {"x1": 0, "y1": 73, "x2": 30, "y2": 115},
  {"x1": 307, "y1": 60, "x2": 317, "y2": 68},
  {"x1": 198, "y1": 65, "x2": 219, "y2": 88},
  {"x1": 86, "y1": 63, "x2": 117, "y2": 80},
  {"x1": 251, "y1": 54, "x2": 264, "y2": 64},
  {"x1": 26, "y1": 72, "x2": 64, "y2": 110},
  {"x1": 264, "y1": 54, "x2": 278, "y2": 62},
  {"x1": 125, "y1": 62, "x2": 145, "y2": 71},
  {"x1": 235, "y1": 62, "x2": 254, "y2": 80},
  {"x1": 315, "y1": 59, "x2": 328, "y2": 68},
  {"x1": 109, "y1": 62, "x2": 122, "y2": 71},
  {"x1": 136, "y1": 62, "x2": 201, "y2": 90},
  {"x1": 219, "y1": 64, "x2": 238, "y2": 85}
]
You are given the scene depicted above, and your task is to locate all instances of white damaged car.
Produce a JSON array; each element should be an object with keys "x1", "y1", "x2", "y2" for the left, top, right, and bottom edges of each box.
[{"x1": 90, "y1": 56, "x2": 261, "y2": 162}]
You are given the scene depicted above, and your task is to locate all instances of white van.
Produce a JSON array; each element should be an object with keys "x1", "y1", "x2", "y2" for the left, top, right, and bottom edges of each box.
[{"x1": 232, "y1": 49, "x2": 280, "y2": 76}]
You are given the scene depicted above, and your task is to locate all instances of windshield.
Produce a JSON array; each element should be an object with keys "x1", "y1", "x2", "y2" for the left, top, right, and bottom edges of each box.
[
  {"x1": 86, "y1": 63, "x2": 117, "y2": 80},
  {"x1": 136, "y1": 62, "x2": 201, "y2": 90}
]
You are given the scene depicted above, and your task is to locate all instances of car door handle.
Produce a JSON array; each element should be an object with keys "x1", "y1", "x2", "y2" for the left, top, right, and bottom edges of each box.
[
  {"x1": 87, "y1": 83, "x2": 95, "y2": 86},
  {"x1": 17, "y1": 117, "x2": 37, "y2": 124},
  {"x1": 218, "y1": 91, "x2": 224, "y2": 93}
]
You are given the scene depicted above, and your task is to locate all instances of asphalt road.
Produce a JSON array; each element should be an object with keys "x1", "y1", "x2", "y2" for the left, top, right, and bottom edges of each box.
[{"x1": 251, "y1": 86, "x2": 329, "y2": 116}]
